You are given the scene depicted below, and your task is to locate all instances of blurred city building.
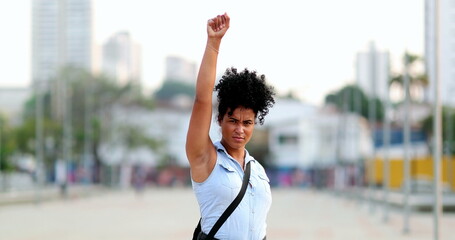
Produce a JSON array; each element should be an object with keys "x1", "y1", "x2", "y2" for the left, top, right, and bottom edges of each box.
[
  {"x1": 425, "y1": 0, "x2": 455, "y2": 106},
  {"x1": 0, "y1": 87, "x2": 31, "y2": 126},
  {"x1": 265, "y1": 99, "x2": 372, "y2": 168},
  {"x1": 356, "y1": 42, "x2": 390, "y2": 101},
  {"x1": 164, "y1": 56, "x2": 197, "y2": 84},
  {"x1": 261, "y1": 99, "x2": 374, "y2": 187},
  {"x1": 98, "y1": 105, "x2": 192, "y2": 187},
  {"x1": 152, "y1": 56, "x2": 197, "y2": 109},
  {"x1": 32, "y1": 0, "x2": 93, "y2": 85},
  {"x1": 95, "y1": 99, "x2": 376, "y2": 188},
  {"x1": 32, "y1": 0, "x2": 93, "y2": 118},
  {"x1": 102, "y1": 31, "x2": 141, "y2": 86}
]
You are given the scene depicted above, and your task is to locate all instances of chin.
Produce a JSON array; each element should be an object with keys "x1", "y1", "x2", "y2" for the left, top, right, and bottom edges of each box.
[{"x1": 227, "y1": 140, "x2": 245, "y2": 149}]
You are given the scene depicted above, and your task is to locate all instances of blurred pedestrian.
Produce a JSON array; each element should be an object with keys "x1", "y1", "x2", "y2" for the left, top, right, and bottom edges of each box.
[
  {"x1": 186, "y1": 13, "x2": 275, "y2": 240},
  {"x1": 132, "y1": 165, "x2": 146, "y2": 195}
]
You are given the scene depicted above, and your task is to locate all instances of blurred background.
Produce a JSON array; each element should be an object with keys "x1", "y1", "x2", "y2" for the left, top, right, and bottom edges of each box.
[{"x1": 0, "y1": 0, "x2": 454, "y2": 239}]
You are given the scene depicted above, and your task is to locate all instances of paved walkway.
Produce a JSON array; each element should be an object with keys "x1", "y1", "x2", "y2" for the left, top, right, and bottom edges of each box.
[
  {"x1": 0, "y1": 185, "x2": 104, "y2": 206},
  {"x1": 0, "y1": 187, "x2": 454, "y2": 240}
]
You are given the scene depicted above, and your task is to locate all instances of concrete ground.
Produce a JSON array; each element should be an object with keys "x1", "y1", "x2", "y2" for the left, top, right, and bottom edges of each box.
[{"x1": 0, "y1": 187, "x2": 454, "y2": 240}]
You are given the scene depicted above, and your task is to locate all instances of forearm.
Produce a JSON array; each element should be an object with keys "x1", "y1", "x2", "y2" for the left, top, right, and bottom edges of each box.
[
  {"x1": 195, "y1": 38, "x2": 221, "y2": 103},
  {"x1": 186, "y1": 38, "x2": 222, "y2": 159}
]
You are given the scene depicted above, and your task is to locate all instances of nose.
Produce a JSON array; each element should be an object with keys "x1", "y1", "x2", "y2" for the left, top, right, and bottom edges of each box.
[{"x1": 234, "y1": 123, "x2": 244, "y2": 134}]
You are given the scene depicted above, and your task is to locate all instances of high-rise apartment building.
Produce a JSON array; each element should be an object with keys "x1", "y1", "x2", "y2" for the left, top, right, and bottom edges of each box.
[
  {"x1": 102, "y1": 31, "x2": 141, "y2": 86},
  {"x1": 164, "y1": 56, "x2": 197, "y2": 85},
  {"x1": 32, "y1": 0, "x2": 92, "y2": 86},
  {"x1": 356, "y1": 42, "x2": 390, "y2": 101},
  {"x1": 425, "y1": 0, "x2": 455, "y2": 106}
]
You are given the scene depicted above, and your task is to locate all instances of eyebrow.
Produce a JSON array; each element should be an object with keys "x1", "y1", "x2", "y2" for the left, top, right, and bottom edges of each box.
[{"x1": 229, "y1": 117, "x2": 253, "y2": 123}]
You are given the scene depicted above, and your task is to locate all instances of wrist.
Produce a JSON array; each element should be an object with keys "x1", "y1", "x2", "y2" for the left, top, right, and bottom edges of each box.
[{"x1": 206, "y1": 38, "x2": 221, "y2": 53}]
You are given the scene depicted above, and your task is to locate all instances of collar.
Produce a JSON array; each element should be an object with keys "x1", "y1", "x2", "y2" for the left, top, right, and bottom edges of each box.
[{"x1": 214, "y1": 141, "x2": 255, "y2": 167}]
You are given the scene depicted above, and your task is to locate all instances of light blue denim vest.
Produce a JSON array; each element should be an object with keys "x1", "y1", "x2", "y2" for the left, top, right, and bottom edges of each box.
[{"x1": 192, "y1": 141, "x2": 272, "y2": 240}]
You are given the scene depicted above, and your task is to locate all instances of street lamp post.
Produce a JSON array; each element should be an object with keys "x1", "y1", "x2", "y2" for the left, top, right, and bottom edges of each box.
[
  {"x1": 403, "y1": 52, "x2": 411, "y2": 234},
  {"x1": 368, "y1": 42, "x2": 377, "y2": 213},
  {"x1": 62, "y1": 72, "x2": 73, "y2": 197},
  {"x1": 447, "y1": 106, "x2": 453, "y2": 192},
  {"x1": 35, "y1": 80, "x2": 45, "y2": 204},
  {"x1": 83, "y1": 77, "x2": 93, "y2": 184},
  {"x1": 354, "y1": 83, "x2": 364, "y2": 204},
  {"x1": 382, "y1": 52, "x2": 391, "y2": 223},
  {"x1": 444, "y1": 85, "x2": 454, "y2": 193},
  {"x1": 433, "y1": 0, "x2": 443, "y2": 239}
]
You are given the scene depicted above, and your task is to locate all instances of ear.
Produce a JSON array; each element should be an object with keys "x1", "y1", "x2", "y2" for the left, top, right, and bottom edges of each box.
[{"x1": 217, "y1": 114, "x2": 222, "y2": 125}]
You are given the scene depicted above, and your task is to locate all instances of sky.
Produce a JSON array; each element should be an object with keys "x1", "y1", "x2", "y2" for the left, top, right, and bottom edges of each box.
[{"x1": 0, "y1": 0, "x2": 424, "y2": 106}]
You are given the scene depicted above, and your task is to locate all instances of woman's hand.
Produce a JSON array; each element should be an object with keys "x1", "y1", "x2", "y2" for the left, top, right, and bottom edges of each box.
[{"x1": 207, "y1": 13, "x2": 230, "y2": 39}]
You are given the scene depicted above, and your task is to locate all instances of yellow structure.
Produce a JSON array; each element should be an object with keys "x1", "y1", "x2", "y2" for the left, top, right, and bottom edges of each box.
[{"x1": 367, "y1": 156, "x2": 455, "y2": 191}]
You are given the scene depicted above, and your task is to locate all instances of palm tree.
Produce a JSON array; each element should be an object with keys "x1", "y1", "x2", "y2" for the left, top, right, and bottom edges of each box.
[{"x1": 389, "y1": 52, "x2": 428, "y2": 103}]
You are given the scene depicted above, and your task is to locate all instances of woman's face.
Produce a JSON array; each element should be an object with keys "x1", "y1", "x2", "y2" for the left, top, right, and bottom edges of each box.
[{"x1": 219, "y1": 107, "x2": 255, "y2": 151}]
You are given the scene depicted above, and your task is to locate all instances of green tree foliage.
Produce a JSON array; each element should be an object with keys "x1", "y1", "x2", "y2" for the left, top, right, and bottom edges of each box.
[
  {"x1": 280, "y1": 90, "x2": 300, "y2": 100},
  {"x1": 421, "y1": 107, "x2": 455, "y2": 154},
  {"x1": 18, "y1": 89, "x2": 62, "y2": 164},
  {"x1": 15, "y1": 66, "x2": 156, "y2": 182},
  {"x1": 119, "y1": 125, "x2": 162, "y2": 150},
  {"x1": 325, "y1": 84, "x2": 384, "y2": 121},
  {"x1": 0, "y1": 114, "x2": 16, "y2": 171},
  {"x1": 389, "y1": 52, "x2": 428, "y2": 103},
  {"x1": 153, "y1": 79, "x2": 195, "y2": 100}
]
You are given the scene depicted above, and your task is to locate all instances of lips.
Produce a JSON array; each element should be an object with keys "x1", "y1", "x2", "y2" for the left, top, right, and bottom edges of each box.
[{"x1": 233, "y1": 136, "x2": 244, "y2": 142}]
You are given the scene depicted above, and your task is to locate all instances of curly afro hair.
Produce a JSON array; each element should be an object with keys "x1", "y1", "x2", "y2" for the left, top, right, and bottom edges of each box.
[{"x1": 214, "y1": 67, "x2": 275, "y2": 125}]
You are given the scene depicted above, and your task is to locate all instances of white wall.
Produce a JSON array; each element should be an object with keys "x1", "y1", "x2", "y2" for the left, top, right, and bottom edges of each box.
[{"x1": 266, "y1": 100, "x2": 373, "y2": 168}]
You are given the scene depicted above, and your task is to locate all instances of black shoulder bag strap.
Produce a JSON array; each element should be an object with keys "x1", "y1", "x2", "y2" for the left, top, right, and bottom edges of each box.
[{"x1": 192, "y1": 161, "x2": 251, "y2": 240}]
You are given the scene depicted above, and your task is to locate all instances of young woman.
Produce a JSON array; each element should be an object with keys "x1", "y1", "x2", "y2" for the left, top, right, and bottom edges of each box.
[{"x1": 186, "y1": 13, "x2": 275, "y2": 240}]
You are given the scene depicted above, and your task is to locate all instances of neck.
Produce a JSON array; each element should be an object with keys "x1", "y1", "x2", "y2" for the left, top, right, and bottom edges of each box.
[{"x1": 220, "y1": 140, "x2": 245, "y2": 167}]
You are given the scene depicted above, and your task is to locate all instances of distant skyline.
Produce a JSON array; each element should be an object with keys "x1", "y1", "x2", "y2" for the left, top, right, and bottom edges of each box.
[{"x1": 0, "y1": 0, "x2": 424, "y2": 105}]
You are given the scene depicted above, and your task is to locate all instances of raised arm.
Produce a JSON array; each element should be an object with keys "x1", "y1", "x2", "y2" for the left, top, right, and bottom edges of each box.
[{"x1": 186, "y1": 13, "x2": 230, "y2": 182}]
